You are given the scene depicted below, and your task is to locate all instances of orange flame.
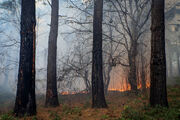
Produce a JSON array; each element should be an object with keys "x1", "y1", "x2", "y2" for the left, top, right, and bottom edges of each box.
[
  {"x1": 60, "y1": 78, "x2": 150, "y2": 95},
  {"x1": 108, "y1": 84, "x2": 131, "y2": 92},
  {"x1": 60, "y1": 91, "x2": 88, "y2": 95}
]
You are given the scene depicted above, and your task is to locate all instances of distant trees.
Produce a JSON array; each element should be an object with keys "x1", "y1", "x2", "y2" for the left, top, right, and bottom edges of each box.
[
  {"x1": 92, "y1": 0, "x2": 107, "y2": 108},
  {"x1": 57, "y1": 0, "x2": 151, "y2": 93},
  {"x1": 109, "y1": 0, "x2": 151, "y2": 92},
  {"x1": 14, "y1": 0, "x2": 36, "y2": 116},
  {"x1": 150, "y1": 0, "x2": 168, "y2": 107},
  {"x1": 45, "y1": 0, "x2": 59, "y2": 107}
]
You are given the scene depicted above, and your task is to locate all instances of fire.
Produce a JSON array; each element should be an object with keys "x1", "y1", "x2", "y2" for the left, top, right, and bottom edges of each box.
[
  {"x1": 60, "y1": 91, "x2": 76, "y2": 95},
  {"x1": 60, "y1": 78, "x2": 151, "y2": 95},
  {"x1": 108, "y1": 82, "x2": 150, "y2": 92},
  {"x1": 108, "y1": 84, "x2": 131, "y2": 92},
  {"x1": 60, "y1": 91, "x2": 88, "y2": 95}
]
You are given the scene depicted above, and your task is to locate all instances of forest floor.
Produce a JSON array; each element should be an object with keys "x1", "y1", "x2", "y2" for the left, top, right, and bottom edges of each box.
[{"x1": 0, "y1": 85, "x2": 180, "y2": 120}]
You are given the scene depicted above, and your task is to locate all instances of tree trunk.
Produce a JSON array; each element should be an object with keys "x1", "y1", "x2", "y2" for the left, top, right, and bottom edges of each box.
[
  {"x1": 128, "y1": 20, "x2": 138, "y2": 91},
  {"x1": 92, "y1": 0, "x2": 107, "y2": 108},
  {"x1": 45, "y1": 0, "x2": 59, "y2": 107},
  {"x1": 104, "y1": 65, "x2": 112, "y2": 95},
  {"x1": 83, "y1": 70, "x2": 91, "y2": 93},
  {"x1": 176, "y1": 52, "x2": 180, "y2": 75},
  {"x1": 128, "y1": 52, "x2": 138, "y2": 91},
  {"x1": 141, "y1": 52, "x2": 146, "y2": 92},
  {"x1": 14, "y1": 0, "x2": 36, "y2": 116},
  {"x1": 168, "y1": 51, "x2": 173, "y2": 77},
  {"x1": 150, "y1": 0, "x2": 168, "y2": 107}
]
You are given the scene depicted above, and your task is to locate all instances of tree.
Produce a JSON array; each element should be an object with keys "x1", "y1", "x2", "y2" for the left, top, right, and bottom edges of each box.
[
  {"x1": 92, "y1": 0, "x2": 107, "y2": 108},
  {"x1": 150, "y1": 0, "x2": 168, "y2": 107},
  {"x1": 14, "y1": 0, "x2": 36, "y2": 116},
  {"x1": 109, "y1": 0, "x2": 151, "y2": 91},
  {"x1": 45, "y1": 0, "x2": 59, "y2": 107}
]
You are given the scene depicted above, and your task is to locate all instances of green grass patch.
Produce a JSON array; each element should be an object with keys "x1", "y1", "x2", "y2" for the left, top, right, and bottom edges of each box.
[
  {"x1": 62, "y1": 104, "x2": 82, "y2": 116},
  {"x1": 49, "y1": 111, "x2": 61, "y2": 120},
  {"x1": 0, "y1": 114, "x2": 18, "y2": 120}
]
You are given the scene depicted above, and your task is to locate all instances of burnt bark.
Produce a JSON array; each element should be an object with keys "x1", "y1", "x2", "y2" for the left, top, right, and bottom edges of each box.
[
  {"x1": 150, "y1": 0, "x2": 168, "y2": 107},
  {"x1": 92, "y1": 0, "x2": 107, "y2": 108},
  {"x1": 45, "y1": 0, "x2": 59, "y2": 107},
  {"x1": 14, "y1": 0, "x2": 36, "y2": 116}
]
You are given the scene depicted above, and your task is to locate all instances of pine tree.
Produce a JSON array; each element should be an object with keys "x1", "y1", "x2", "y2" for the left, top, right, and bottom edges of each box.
[
  {"x1": 14, "y1": 0, "x2": 36, "y2": 116},
  {"x1": 92, "y1": 0, "x2": 107, "y2": 108},
  {"x1": 150, "y1": 0, "x2": 168, "y2": 107},
  {"x1": 45, "y1": 0, "x2": 59, "y2": 107}
]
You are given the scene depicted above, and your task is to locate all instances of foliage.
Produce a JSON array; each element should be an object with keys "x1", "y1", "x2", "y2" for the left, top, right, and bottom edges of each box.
[
  {"x1": 121, "y1": 102, "x2": 180, "y2": 120},
  {"x1": 101, "y1": 114, "x2": 109, "y2": 119},
  {"x1": 0, "y1": 114, "x2": 17, "y2": 120},
  {"x1": 62, "y1": 104, "x2": 82, "y2": 116},
  {"x1": 121, "y1": 105, "x2": 145, "y2": 120},
  {"x1": 49, "y1": 111, "x2": 61, "y2": 120},
  {"x1": 32, "y1": 116, "x2": 38, "y2": 120},
  {"x1": 83, "y1": 101, "x2": 90, "y2": 109}
]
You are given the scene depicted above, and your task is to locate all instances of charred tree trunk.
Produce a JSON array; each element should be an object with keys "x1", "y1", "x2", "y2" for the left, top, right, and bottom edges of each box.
[
  {"x1": 45, "y1": 0, "x2": 59, "y2": 107},
  {"x1": 14, "y1": 0, "x2": 36, "y2": 116},
  {"x1": 150, "y1": 0, "x2": 168, "y2": 107},
  {"x1": 92, "y1": 0, "x2": 107, "y2": 108}
]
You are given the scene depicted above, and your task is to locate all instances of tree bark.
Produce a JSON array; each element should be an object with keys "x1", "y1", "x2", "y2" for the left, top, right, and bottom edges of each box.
[
  {"x1": 128, "y1": 51, "x2": 138, "y2": 91},
  {"x1": 83, "y1": 70, "x2": 91, "y2": 92},
  {"x1": 176, "y1": 52, "x2": 180, "y2": 75},
  {"x1": 92, "y1": 0, "x2": 107, "y2": 108},
  {"x1": 168, "y1": 52, "x2": 173, "y2": 77},
  {"x1": 14, "y1": 0, "x2": 36, "y2": 116},
  {"x1": 45, "y1": 0, "x2": 59, "y2": 107},
  {"x1": 150, "y1": 0, "x2": 168, "y2": 107},
  {"x1": 141, "y1": 51, "x2": 146, "y2": 92},
  {"x1": 104, "y1": 65, "x2": 112, "y2": 95}
]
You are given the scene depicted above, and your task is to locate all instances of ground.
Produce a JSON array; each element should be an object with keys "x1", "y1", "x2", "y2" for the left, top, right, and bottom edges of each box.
[{"x1": 0, "y1": 85, "x2": 180, "y2": 120}]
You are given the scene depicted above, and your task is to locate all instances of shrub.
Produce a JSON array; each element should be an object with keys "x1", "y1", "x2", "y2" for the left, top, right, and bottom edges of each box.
[{"x1": 0, "y1": 114, "x2": 17, "y2": 120}]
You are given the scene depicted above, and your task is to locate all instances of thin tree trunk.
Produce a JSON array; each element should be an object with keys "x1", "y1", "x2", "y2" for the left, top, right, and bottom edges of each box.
[
  {"x1": 104, "y1": 65, "x2": 112, "y2": 95},
  {"x1": 92, "y1": 0, "x2": 107, "y2": 108},
  {"x1": 141, "y1": 51, "x2": 146, "y2": 92},
  {"x1": 150, "y1": 0, "x2": 168, "y2": 107},
  {"x1": 176, "y1": 52, "x2": 180, "y2": 75},
  {"x1": 14, "y1": 0, "x2": 36, "y2": 116},
  {"x1": 128, "y1": 53, "x2": 138, "y2": 91},
  {"x1": 45, "y1": 0, "x2": 59, "y2": 107},
  {"x1": 169, "y1": 52, "x2": 173, "y2": 77},
  {"x1": 83, "y1": 70, "x2": 91, "y2": 92}
]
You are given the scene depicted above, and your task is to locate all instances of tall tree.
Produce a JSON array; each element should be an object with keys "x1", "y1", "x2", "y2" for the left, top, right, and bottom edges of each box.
[
  {"x1": 45, "y1": 0, "x2": 59, "y2": 107},
  {"x1": 14, "y1": 0, "x2": 36, "y2": 116},
  {"x1": 92, "y1": 0, "x2": 107, "y2": 108},
  {"x1": 150, "y1": 0, "x2": 168, "y2": 107}
]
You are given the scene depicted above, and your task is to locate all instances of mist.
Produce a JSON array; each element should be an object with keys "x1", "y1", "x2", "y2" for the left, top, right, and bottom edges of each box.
[{"x1": 0, "y1": 0, "x2": 180, "y2": 119}]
